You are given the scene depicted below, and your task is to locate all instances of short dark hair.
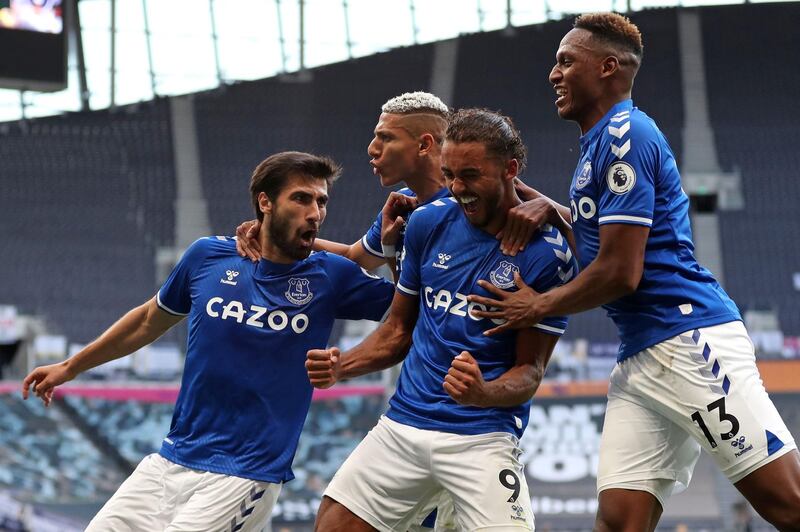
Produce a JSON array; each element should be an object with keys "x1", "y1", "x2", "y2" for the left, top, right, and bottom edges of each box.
[
  {"x1": 445, "y1": 108, "x2": 527, "y2": 174},
  {"x1": 574, "y1": 12, "x2": 643, "y2": 59},
  {"x1": 250, "y1": 151, "x2": 341, "y2": 221}
]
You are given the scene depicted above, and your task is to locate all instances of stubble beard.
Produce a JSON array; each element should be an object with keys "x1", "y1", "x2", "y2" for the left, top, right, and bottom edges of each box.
[{"x1": 268, "y1": 208, "x2": 311, "y2": 261}]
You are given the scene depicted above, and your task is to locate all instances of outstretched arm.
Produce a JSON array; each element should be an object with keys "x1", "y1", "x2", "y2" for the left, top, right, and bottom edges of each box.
[
  {"x1": 22, "y1": 297, "x2": 184, "y2": 405},
  {"x1": 306, "y1": 290, "x2": 418, "y2": 388},
  {"x1": 444, "y1": 328, "x2": 559, "y2": 408}
]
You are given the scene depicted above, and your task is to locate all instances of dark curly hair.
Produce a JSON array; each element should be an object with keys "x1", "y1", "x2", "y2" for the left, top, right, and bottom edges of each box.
[
  {"x1": 445, "y1": 108, "x2": 527, "y2": 174},
  {"x1": 575, "y1": 12, "x2": 643, "y2": 59}
]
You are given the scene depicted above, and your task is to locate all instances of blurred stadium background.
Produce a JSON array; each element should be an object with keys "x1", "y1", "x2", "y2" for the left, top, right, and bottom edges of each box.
[{"x1": 1, "y1": 0, "x2": 799, "y2": 530}]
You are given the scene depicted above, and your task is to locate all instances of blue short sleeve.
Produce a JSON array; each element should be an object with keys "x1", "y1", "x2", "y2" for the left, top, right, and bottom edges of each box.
[
  {"x1": 596, "y1": 116, "x2": 658, "y2": 227},
  {"x1": 157, "y1": 238, "x2": 212, "y2": 316},
  {"x1": 326, "y1": 255, "x2": 394, "y2": 320},
  {"x1": 522, "y1": 226, "x2": 578, "y2": 336},
  {"x1": 360, "y1": 211, "x2": 384, "y2": 258}
]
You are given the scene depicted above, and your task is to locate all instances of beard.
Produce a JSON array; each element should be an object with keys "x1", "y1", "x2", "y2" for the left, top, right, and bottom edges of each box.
[
  {"x1": 268, "y1": 207, "x2": 313, "y2": 261},
  {"x1": 472, "y1": 191, "x2": 503, "y2": 230}
]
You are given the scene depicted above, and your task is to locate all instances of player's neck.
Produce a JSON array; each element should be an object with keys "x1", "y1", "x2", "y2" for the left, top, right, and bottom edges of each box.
[
  {"x1": 405, "y1": 164, "x2": 446, "y2": 203},
  {"x1": 483, "y1": 189, "x2": 523, "y2": 236},
  {"x1": 579, "y1": 93, "x2": 631, "y2": 135},
  {"x1": 258, "y1": 227, "x2": 296, "y2": 264},
  {"x1": 260, "y1": 244, "x2": 295, "y2": 264}
]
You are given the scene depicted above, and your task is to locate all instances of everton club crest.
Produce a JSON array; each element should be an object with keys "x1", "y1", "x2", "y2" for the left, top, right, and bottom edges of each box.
[
  {"x1": 489, "y1": 260, "x2": 520, "y2": 289},
  {"x1": 575, "y1": 160, "x2": 592, "y2": 190},
  {"x1": 285, "y1": 278, "x2": 313, "y2": 305}
]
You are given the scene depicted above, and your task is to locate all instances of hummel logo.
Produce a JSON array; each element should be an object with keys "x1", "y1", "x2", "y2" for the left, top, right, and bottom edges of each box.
[
  {"x1": 510, "y1": 503, "x2": 526, "y2": 521},
  {"x1": 732, "y1": 435, "x2": 753, "y2": 458},
  {"x1": 432, "y1": 252, "x2": 452, "y2": 270},
  {"x1": 220, "y1": 270, "x2": 240, "y2": 286}
]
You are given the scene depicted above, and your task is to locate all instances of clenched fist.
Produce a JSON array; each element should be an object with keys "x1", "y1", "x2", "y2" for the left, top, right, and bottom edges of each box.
[
  {"x1": 443, "y1": 351, "x2": 487, "y2": 407},
  {"x1": 306, "y1": 347, "x2": 342, "y2": 389}
]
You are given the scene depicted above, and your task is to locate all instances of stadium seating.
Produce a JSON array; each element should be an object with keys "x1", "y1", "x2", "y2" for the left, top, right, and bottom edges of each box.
[
  {"x1": 3, "y1": 387, "x2": 799, "y2": 528},
  {"x1": 1, "y1": 4, "x2": 799, "y2": 530},
  {"x1": 0, "y1": 394, "x2": 125, "y2": 504},
  {"x1": 62, "y1": 396, "x2": 174, "y2": 464},
  {"x1": 20, "y1": 393, "x2": 386, "y2": 527},
  {"x1": 3, "y1": 4, "x2": 795, "y2": 345},
  {"x1": 701, "y1": 3, "x2": 800, "y2": 334},
  {"x1": 0, "y1": 100, "x2": 175, "y2": 343},
  {"x1": 194, "y1": 43, "x2": 437, "y2": 245}
]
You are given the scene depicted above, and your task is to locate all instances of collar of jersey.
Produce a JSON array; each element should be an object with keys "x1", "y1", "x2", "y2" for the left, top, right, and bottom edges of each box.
[
  {"x1": 419, "y1": 186, "x2": 451, "y2": 205},
  {"x1": 579, "y1": 98, "x2": 634, "y2": 148},
  {"x1": 255, "y1": 255, "x2": 306, "y2": 278}
]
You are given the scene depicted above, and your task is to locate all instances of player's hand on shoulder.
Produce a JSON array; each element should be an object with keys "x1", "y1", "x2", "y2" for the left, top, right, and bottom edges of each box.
[
  {"x1": 469, "y1": 272, "x2": 543, "y2": 336},
  {"x1": 443, "y1": 351, "x2": 488, "y2": 407},
  {"x1": 306, "y1": 347, "x2": 342, "y2": 389},
  {"x1": 513, "y1": 178, "x2": 538, "y2": 202},
  {"x1": 381, "y1": 215, "x2": 406, "y2": 252},
  {"x1": 21, "y1": 362, "x2": 75, "y2": 407},
  {"x1": 380, "y1": 192, "x2": 418, "y2": 246},
  {"x1": 235, "y1": 219, "x2": 262, "y2": 262},
  {"x1": 382, "y1": 191, "x2": 418, "y2": 219},
  {"x1": 499, "y1": 196, "x2": 555, "y2": 256}
]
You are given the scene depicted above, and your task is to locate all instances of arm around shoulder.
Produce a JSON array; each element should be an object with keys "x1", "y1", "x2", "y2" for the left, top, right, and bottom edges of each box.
[{"x1": 315, "y1": 238, "x2": 385, "y2": 271}]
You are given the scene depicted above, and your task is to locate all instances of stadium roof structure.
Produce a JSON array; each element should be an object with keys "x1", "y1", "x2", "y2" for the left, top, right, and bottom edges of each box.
[{"x1": 0, "y1": 0, "x2": 793, "y2": 123}]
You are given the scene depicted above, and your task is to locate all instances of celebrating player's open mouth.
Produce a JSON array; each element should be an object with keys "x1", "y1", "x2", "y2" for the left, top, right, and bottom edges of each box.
[
  {"x1": 298, "y1": 228, "x2": 318, "y2": 248},
  {"x1": 456, "y1": 194, "x2": 479, "y2": 217},
  {"x1": 554, "y1": 85, "x2": 567, "y2": 108}
]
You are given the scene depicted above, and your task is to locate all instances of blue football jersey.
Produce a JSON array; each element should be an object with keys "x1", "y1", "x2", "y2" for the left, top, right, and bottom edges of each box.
[
  {"x1": 360, "y1": 186, "x2": 451, "y2": 273},
  {"x1": 388, "y1": 199, "x2": 575, "y2": 437},
  {"x1": 569, "y1": 99, "x2": 741, "y2": 362},
  {"x1": 156, "y1": 237, "x2": 393, "y2": 483}
]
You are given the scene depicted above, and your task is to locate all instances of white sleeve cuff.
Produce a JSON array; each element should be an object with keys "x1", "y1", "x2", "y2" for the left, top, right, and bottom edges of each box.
[
  {"x1": 598, "y1": 214, "x2": 652, "y2": 226},
  {"x1": 396, "y1": 283, "x2": 419, "y2": 296},
  {"x1": 156, "y1": 292, "x2": 189, "y2": 316},
  {"x1": 361, "y1": 235, "x2": 383, "y2": 257}
]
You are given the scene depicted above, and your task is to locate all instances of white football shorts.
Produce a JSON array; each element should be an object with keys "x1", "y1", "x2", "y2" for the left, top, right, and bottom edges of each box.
[
  {"x1": 597, "y1": 320, "x2": 796, "y2": 507},
  {"x1": 324, "y1": 415, "x2": 534, "y2": 531},
  {"x1": 86, "y1": 453, "x2": 281, "y2": 532},
  {"x1": 406, "y1": 491, "x2": 457, "y2": 532}
]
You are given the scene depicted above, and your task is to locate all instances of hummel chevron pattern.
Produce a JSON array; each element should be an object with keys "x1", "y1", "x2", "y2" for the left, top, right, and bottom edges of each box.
[
  {"x1": 608, "y1": 110, "x2": 631, "y2": 159},
  {"x1": 541, "y1": 224, "x2": 574, "y2": 282},
  {"x1": 610, "y1": 111, "x2": 630, "y2": 123},
  {"x1": 610, "y1": 139, "x2": 631, "y2": 159},
  {"x1": 608, "y1": 121, "x2": 630, "y2": 138},
  {"x1": 542, "y1": 224, "x2": 562, "y2": 247},
  {"x1": 680, "y1": 329, "x2": 731, "y2": 396},
  {"x1": 230, "y1": 486, "x2": 266, "y2": 531}
]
